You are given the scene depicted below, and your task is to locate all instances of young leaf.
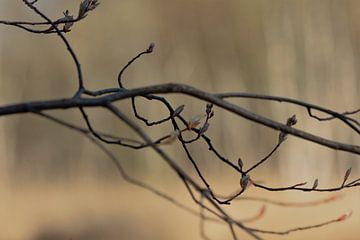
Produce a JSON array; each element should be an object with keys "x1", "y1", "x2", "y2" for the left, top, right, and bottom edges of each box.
[
  {"x1": 79, "y1": 0, "x2": 100, "y2": 18},
  {"x1": 199, "y1": 122, "x2": 209, "y2": 135},
  {"x1": 79, "y1": 0, "x2": 89, "y2": 17},
  {"x1": 172, "y1": 104, "x2": 185, "y2": 117}
]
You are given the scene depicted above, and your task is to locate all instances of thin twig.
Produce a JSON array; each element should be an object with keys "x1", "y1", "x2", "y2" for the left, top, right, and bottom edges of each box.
[
  {"x1": 22, "y1": 0, "x2": 85, "y2": 96},
  {"x1": 0, "y1": 83, "x2": 358, "y2": 154}
]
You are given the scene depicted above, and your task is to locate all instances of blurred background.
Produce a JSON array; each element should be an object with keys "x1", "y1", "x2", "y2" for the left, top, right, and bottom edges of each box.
[{"x1": 0, "y1": 0, "x2": 359, "y2": 239}]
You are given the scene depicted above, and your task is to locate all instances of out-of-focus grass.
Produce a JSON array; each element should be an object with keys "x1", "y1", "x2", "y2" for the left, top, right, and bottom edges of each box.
[
  {"x1": 0, "y1": 1, "x2": 360, "y2": 239},
  {"x1": 0, "y1": 0, "x2": 358, "y2": 180},
  {"x1": 0, "y1": 180, "x2": 359, "y2": 240}
]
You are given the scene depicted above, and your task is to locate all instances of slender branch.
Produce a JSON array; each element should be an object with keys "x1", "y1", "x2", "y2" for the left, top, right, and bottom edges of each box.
[
  {"x1": 105, "y1": 103, "x2": 263, "y2": 240},
  {"x1": 0, "y1": 16, "x2": 84, "y2": 27},
  {"x1": 77, "y1": 107, "x2": 179, "y2": 148},
  {"x1": 307, "y1": 107, "x2": 360, "y2": 128},
  {"x1": 240, "y1": 205, "x2": 266, "y2": 223},
  {"x1": 0, "y1": 20, "x2": 68, "y2": 33},
  {"x1": 21, "y1": 0, "x2": 85, "y2": 96},
  {"x1": 34, "y1": 111, "x2": 208, "y2": 221},
  {"x1": 117, "y1": 43, "x2": 154, "y2": 88},
  {"x1": 216, "y1": 92, "x2": 360, "y2": 134},
  {"x1": 245, "y1": 142, "x2": 281, "y2": 174},
  {"x1": 253, "y1": 180, "x2": 360, "y2": 192},
  {"x1": 236, "y1": 195, "x2": 341, "y2": 207},
  {"x1": 249, "y1": 214, "x2": 351, "y2": 235},
  {"x1": 229, "y1": 224, "x2": 238, "y2": 240},
  {"x1": 83, "y1": 88, "x2": 122, "y2": 97},
  {"x1": 131, "y1": 96, "x2": 172, "y2": 126},
  {"x1": 199, "y1": 196, "x2": 212, "y2": 240}
]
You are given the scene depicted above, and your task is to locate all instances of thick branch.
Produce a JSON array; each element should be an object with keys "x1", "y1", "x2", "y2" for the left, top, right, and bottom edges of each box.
[{"x1": 0, "y1": 83, "x2": 358, "y2": 154}]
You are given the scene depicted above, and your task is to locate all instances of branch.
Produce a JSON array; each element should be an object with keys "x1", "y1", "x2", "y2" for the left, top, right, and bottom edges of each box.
[
  {"x1": 249, "y1": 211, "x2": 352, "y2": 235},
  {"x1": 105, "y1": 103, "x2": 263, "y2": 240},
  {"x1": 0, "y1": 83, "x2": 358, "y2": 155},
  {"x1": 20, "y1": 0, "x2": 99, "y2": 96},
  {"x1": 34, "y1": 111, "x2": 208, "y2": 222},
  {"x1": 216, "y1": 92, "x2": 360, "y2": 134}
]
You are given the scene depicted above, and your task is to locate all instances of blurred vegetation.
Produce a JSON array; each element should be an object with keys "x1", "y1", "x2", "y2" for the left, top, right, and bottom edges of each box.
[
  {"x1": 1, "y1": 0, "x2": 358, "y2": 183},
  {"x1": 0, "y1": 1, "x2": 359, "y2": 239}
]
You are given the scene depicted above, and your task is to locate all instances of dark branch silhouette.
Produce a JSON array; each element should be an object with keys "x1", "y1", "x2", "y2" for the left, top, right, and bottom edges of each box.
[{"x1": 0, "y1": 1, "x2": 359, "y2": 239}]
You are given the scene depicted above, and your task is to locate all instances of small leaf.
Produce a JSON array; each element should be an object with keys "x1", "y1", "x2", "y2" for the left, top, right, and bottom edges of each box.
[
  {"x1": 87, "y1": 0, "x2": 100, "y2": 11},
  {"x1": 343, "y1": 167, "x2": 352, "y2": 185},
  {"x1": 78, "y1": 0, "x2": 100, "y2": 18},
  {"x1": 312, "y1": 179, "x2": 318, "y2": 190},
  {"x1": 78, "y1": 0, "x2": 88, "y2": 17},
  {"x1": 172, "y1": 104, "x2": 185, "y2": 117},
  {"x1": 199, "y1": 122, "x2": 209, "y2": 135}
]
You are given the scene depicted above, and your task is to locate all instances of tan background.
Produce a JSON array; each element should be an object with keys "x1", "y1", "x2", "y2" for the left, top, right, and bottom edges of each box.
[{"x1": 0, "y1": 1, "x2": 359, "y2": 239}]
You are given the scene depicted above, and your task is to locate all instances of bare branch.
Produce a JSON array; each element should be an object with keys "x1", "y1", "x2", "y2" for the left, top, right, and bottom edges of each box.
[
  {"x1": 0, "y1": 84, "x2": 358, "y2": 154},
  {"x1": 248, "y1": 212, "x2": 352, "y2": 235},
  {"x1": 1, "y1": 2, "x2": 358, "y2": 239},
  {"x1": 21, "y1": 0, "x2": 86, "y2": 96}
]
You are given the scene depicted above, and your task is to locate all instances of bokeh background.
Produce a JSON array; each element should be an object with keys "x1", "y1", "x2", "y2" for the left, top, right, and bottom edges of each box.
[{"x1": 0, "y1": 1, "x2": 359, "y2": 239}]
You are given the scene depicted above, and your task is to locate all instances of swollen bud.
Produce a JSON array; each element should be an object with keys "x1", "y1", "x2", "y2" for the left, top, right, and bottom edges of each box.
[
  {"x1": 278, "y1": 114, "x2": 298, "y2": 143},
  {"x1": 336, "y1": 211, "x2": 353, "y2": 222},
  {"x1": 240, "y1": 175, "x2": 250, "y2": 190},
  {"x1": 147, "y1": 42, "x2": 155, "y2": 53},
  {"x1": 286, "y1": 114, "x2": 297, "y2": 126},
  {"x1": 206, "y1": 103, "x2": 213, "y2": 115}
]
